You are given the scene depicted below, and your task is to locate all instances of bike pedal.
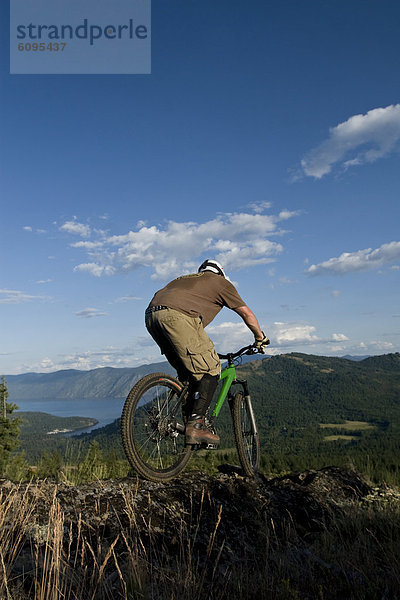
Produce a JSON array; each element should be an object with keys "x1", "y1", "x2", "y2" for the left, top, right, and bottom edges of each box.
[
  {"x1": 201, "y1": 443, "x2": 219, "y2": 450},
  {"x1": 188, "y1": 442, "x2": 219, "y2": 451}
]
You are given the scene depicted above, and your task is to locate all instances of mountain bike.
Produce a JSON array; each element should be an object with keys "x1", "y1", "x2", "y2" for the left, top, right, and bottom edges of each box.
[{"x1": 121, "y1": 344, "x2": 261, "y2": 482}]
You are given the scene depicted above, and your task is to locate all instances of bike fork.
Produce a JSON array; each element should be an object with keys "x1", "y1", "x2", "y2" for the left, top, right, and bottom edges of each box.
[{"x1": 244, "y1": 395, "x2": 259, "y2": 436}]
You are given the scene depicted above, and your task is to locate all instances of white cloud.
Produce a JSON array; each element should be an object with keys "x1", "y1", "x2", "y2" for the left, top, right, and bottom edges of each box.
[
  {"x1": 367, "y1": 340, "x2": 395, "y2": 352},
  {"x1": 38, "y1": 358, "x2": 55, "y2": 370},
  {"x1": 278, "y1": 209, "x2": 298, "y2": 221},
  {"x1": 114, "y1": 295, "x2": 142, "y2": 303},
  {"x1": 206, "y1": 322, "x2": 255, "y2": 353},
  {"x1": 71, "y1": 241, "x2": 103, "y2": 249},
  {"x1": 330, "y1": 345, "x2": 346, "y2": 353},
  {"x1": 60, "y1": 220, "x2": 91, "y2": 237},
  {"x1": 75, "y1": 307, "x2": 108, "y2": 318},
  {"x1": 270, "y1": 322, "x2": 319, "y2": 345},
  {"x1": 23, "y1": 226, "x2": 47, "y2": 234},
  {"x1": 68, "y1": 208, "x2": 296, "y2": 280},
  {"x1": 74, "y1": 263, "x2": 115, "y2": 277},
  {"x1": 0, "y1": 289, "x2": 50, "y2": 304},
  {"x1": 206, "y1": 321, "x2": 355, "y2": 357},
  {"x1": 331, "y1": 333, "x2": 349, "y2": 342},
  {"x1": 248, "y1": 201, "x2": 272, "y2": 213},
  {"x1": 22, "y1": 344, "x2": 162, "y2": 373},
  {"x1": 306, "y1": 241, "x2": 400, "y2": 276},
  {"x1": 207, "y1": 320, "x2": 326, "y2": 354},
  {"x1": 301, "y1": 104, "x2": 400, "y2": 178}
]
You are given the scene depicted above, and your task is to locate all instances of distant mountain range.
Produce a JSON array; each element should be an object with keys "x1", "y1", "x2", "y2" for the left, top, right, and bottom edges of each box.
[
  {"x1": 4, "y1": 352, "x2": 392, "y2": 402},
  {"x1": 6, "y1": 360, "x2": 174, "y2": 401}
]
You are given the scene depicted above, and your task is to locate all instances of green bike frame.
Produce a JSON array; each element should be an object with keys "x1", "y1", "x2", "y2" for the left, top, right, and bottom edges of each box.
[{"x1": 212, "y1": 363, "x2": 237, "y2": 418}]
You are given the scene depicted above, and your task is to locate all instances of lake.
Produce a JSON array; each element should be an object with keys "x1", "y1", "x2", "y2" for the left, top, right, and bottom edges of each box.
[{"x1": 15, "y1": 397, "x2": 125, "y2": 433}]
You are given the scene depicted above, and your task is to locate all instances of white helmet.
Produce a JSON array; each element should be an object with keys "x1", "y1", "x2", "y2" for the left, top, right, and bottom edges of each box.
[{"x1": 198, "y1": 259, "x2": 226, "y2": 278}]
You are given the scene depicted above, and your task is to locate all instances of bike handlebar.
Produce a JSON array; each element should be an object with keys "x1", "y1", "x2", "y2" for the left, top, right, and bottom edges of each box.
[{"x1": 217, "y1": 343, "x2": 259, "y2": 362}]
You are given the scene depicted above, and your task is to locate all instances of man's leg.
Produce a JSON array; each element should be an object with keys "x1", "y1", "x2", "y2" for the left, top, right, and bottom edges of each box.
[
  {"x1": 159, "y1": 313, "x2": 221, "y2": 444},
  {"x1": 146, "y1": 309, "x2": 191, "y2": 382},
  {"x1": 145, "y1": 308, "x2": 221, "y2": 444},
  {"x1": 184, "y1": 373, "x2": 220, "y2": 445}
]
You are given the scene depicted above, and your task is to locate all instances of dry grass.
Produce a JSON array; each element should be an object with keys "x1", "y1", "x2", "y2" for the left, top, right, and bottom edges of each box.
[
  {"x1": 1, "y1": 479, "x2": 399, "y2": 600},
  {"x1": 0, "y1": 481, "x2": 233, "y2": 600}
]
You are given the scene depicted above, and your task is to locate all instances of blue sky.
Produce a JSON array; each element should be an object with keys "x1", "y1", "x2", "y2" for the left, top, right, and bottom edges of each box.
[{"x1": 1, "y1": 0, "x2": 400, "y2": 374}]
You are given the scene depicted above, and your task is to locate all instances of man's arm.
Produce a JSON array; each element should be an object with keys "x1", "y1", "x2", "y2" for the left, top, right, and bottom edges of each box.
[{"x1": 233, "y1": 305, "x2": 264, "y2": 340}]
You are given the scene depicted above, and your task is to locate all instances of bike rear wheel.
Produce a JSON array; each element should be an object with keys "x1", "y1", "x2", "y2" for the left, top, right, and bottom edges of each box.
[
  {"x1": 231, "y1": 392, "x2": 260, "y2": 477},
  {"x1": 121, "y1": 373, "x2": 192, "y2": 481}
]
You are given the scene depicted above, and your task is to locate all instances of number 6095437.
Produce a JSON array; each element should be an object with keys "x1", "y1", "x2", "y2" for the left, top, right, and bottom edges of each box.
[{"x1": 18, "y1": 42, "x2": 67, "y2": 51}]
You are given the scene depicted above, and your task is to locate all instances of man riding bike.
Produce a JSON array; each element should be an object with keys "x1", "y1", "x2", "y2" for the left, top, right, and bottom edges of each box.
[{"x1": 145, "y1": 259, "x2": 270, "y2": 447}]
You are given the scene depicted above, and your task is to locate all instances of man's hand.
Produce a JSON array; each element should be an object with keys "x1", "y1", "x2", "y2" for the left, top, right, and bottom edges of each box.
[{"x1": 254, "y1": 332, "x2": 270, "y2": 353}]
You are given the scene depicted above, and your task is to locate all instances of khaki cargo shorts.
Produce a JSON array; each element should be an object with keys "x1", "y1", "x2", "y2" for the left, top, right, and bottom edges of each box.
[{"x1": 145, "y1": 308, "x2": 221, "y2": 381}]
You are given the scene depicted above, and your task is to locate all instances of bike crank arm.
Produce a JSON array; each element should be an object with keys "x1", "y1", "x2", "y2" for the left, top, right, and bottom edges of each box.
[{"x1": 172, "y1": 420, "x2": 185, "y2": 434}]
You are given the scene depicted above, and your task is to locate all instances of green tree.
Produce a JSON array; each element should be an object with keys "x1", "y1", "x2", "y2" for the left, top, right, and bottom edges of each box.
[
  {"x1": 75, "y1": 441, "x2": 105, "y2": 483},
  {"x1": 5, "y1": 452, "x2": 30, "y2": 481},
  {"x1": 105, "y1": 448, "x2": 130, "y2": 479},
  {"x1": 0, "y1": 376, "x2": 23, "y2": 476},
  {"x1": 37, "y1": 450, "x2": 64, "y2": 481}
]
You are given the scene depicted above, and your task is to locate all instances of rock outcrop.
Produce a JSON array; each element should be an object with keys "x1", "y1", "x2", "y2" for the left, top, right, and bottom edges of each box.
[{"x1": 1, "y1": 466, "x2": 399, "y2": 600}]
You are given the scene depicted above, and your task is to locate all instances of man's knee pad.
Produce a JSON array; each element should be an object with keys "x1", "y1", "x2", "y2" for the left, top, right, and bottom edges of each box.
[
  {"x1": 191, "y1": 373, "x2": 220, "y2": 416},
  {"x1": 196, "y1": 373, "x2": 219, "y2": 400}
]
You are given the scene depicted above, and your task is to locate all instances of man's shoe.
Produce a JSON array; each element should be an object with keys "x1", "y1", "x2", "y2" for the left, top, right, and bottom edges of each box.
[{"x1": 185, "y1": 416, "x2": 220, "y2": 446}]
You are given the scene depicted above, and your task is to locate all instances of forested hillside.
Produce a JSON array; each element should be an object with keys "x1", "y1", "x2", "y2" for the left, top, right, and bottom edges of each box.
[
  {"x1": 243, "y1": 352, "x2": 400, "y2": 480},
  {"x1": 242, "y1": 351, "x2": 400, "y2": 425},
  {"x1": 13, "y1": 352, "x2": 400, "y2": 484},
  {"x1": 82, "y1": 351, "x2": 400, "y2": 483}
]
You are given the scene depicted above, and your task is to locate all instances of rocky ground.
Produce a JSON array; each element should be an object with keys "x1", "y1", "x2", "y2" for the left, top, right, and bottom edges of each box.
[{"x1": 1, "y1": 466, "x2": 399, "y2": 599}]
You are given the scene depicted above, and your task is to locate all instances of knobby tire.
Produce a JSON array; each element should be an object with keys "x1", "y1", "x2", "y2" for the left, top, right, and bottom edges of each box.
[
  {"x1": 121, "y1": 373, "x2": 192, "y2": 482},
  {"x1": 231, "y1": 392, "x2": 260, "y2": 477}
]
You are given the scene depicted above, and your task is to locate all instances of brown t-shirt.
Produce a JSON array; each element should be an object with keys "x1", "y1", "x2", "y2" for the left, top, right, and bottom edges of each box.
[{"x1": 148, "y1": 272, "x2": 246, "y2": 327}]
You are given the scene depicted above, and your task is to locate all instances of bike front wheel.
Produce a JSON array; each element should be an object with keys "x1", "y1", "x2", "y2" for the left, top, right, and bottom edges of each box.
[
  {"x1": 231, "y1": 392, "x2": 260, "y2": 477},
  {"x1": 121, "y1": 373, "x2": 192, "y2": 482}
]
